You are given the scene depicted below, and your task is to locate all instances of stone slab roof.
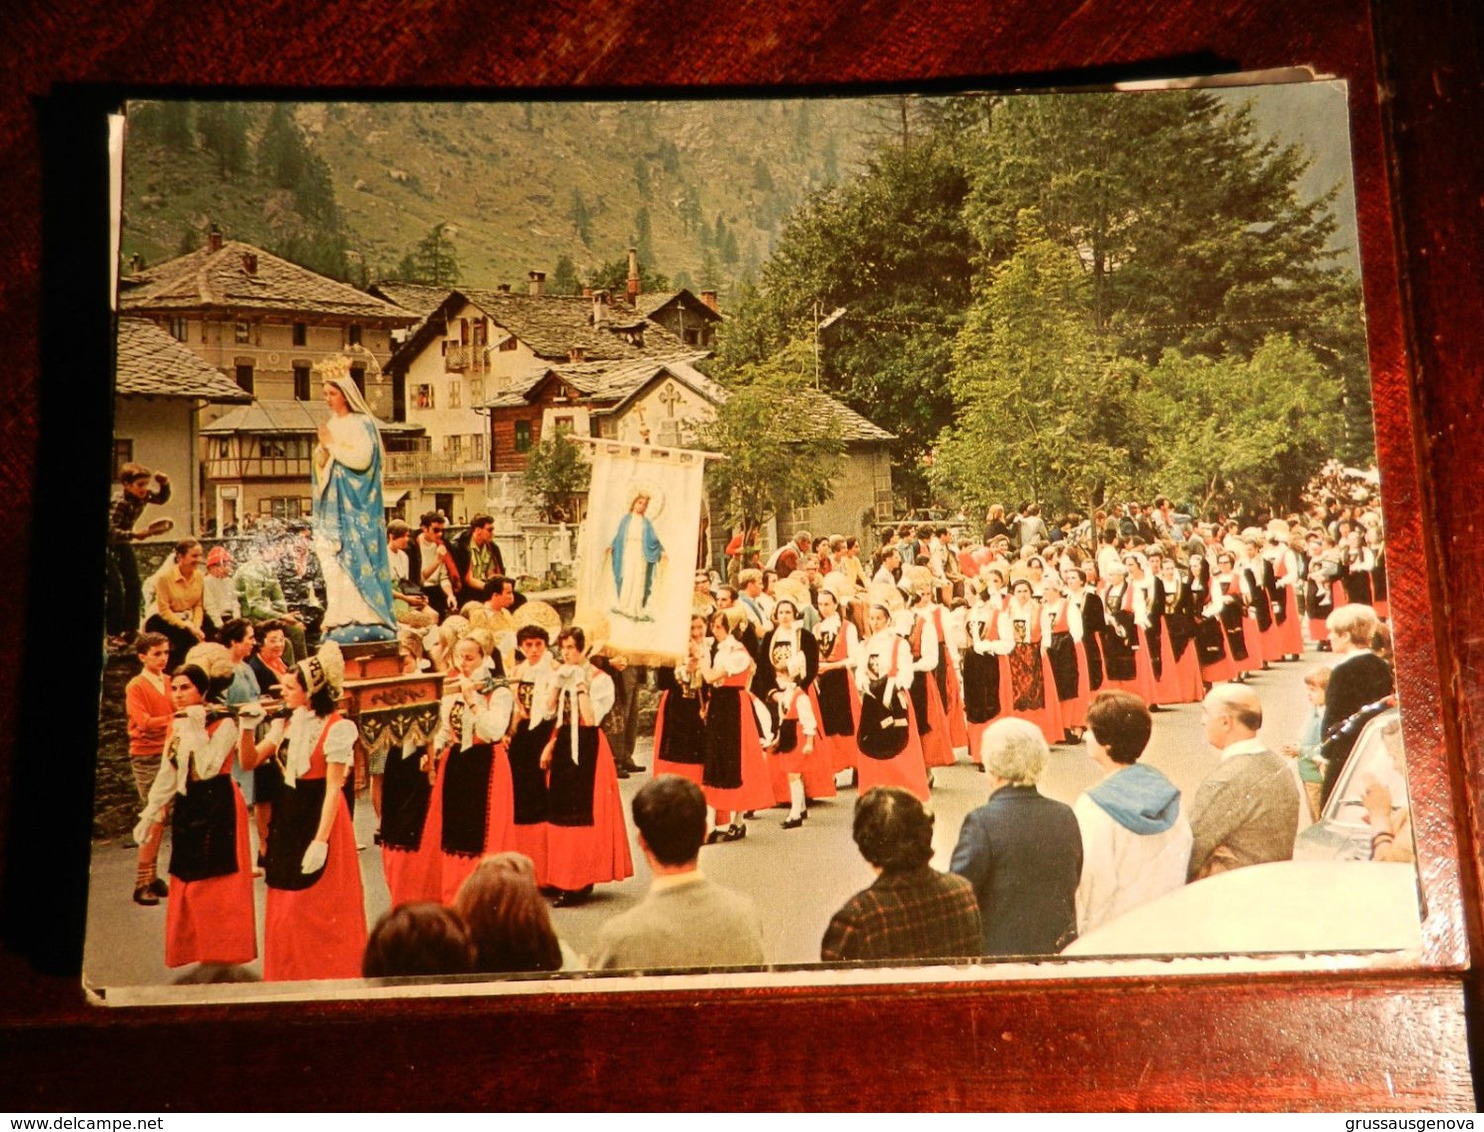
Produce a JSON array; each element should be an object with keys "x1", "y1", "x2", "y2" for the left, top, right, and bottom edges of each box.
[
  {"x1": 481, "y1": 353, "x2": 895, "y2": 443},
  {"x1": 114, "y1": 317, "x2": 253, "y2": 402},
  {"x1": 121, "y1": 241, "x2": 418, "y2": 323},
  {"x1": 200, "y1": 399, "x2": 422, "y2": 435},
  {"x1": 632, "y1": 288, "x2": 723, "y2": 323}
]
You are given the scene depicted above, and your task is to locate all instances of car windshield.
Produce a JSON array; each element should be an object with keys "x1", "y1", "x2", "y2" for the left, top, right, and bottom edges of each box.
[{"x1": 1326, "y1": 712, "x2": 1408, "y2": 828}]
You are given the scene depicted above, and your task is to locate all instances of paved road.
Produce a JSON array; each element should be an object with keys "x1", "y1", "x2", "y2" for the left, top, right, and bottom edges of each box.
[{"x1": 83, "y1": 651, "x2": 1324, "y2": 992}]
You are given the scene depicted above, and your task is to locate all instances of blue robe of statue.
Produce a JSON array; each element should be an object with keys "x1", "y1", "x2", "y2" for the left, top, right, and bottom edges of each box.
[
  {"x1": 610, "y1": 511, "x2": 664, "y2": 620},
  {"x1": 313, "y1": 410, "x2": 397, "y2": 643}
]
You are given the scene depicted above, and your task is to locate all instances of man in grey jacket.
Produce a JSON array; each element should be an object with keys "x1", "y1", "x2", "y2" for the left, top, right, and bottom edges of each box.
[
  {"x1": 1187, "y1": 683, "x2": 1301, "y2": 880},
  {"x1": 593, "y1": 776, "x2": 766, "y2": 970}
]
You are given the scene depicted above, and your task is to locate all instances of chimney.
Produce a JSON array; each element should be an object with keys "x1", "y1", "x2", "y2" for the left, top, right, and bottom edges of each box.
[
  {"x1": 593, "y1": 289, "x2": 609, "y2": 327},
  {"x1": 207, "y1": 224, "x2": 223, "y2": 252},
  {"x1": 569, "y1": 346, "x2": 585, "y2": 363},
  {"x1": 241, "y1": 252, "x2": 258, "y2": 275},
  {"x1": 626, "y1": 246, "x2": 640, "y2": 305},
  {"x1": 497, "y1": 283, "x2": 511, "y2": 293},
  {"x1": 528, "y1": 270, "x2": 546, "y2": 297},
  {"x1": 128, "y1": 253, "x2": 143, "y2": 274},
  {"x1": 700, "y1": 289, "x2": 718, "y2": 312}
]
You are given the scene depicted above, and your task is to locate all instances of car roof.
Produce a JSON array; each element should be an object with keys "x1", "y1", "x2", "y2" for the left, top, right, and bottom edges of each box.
[{"x1": 1062, "y1": 860, "x2": 1420, "y2": 957}]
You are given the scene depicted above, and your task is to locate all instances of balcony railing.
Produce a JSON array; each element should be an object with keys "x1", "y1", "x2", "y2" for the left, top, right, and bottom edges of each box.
[{"x1": 384, "y1": 450, "x2": 488, "y2": 478}]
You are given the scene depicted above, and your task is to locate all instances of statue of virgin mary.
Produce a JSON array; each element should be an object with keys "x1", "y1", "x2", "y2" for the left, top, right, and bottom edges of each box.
[{"x1": 311, "y1": 355, "x2": 397, "y2": 644}]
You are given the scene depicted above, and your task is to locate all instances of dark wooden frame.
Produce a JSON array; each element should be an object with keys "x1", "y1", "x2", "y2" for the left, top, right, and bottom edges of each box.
[{"x1": 1, "y1": 0, "x2": 1480, "y2": 1110}]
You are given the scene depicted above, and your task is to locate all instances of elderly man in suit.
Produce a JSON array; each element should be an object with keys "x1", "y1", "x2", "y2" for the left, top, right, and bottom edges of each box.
[
  {"x1": 950, "y1": 717, "x2": 1083, "y2": 956},
  {"x1": 1187, "y1": 682, "x2": 1301, "y2": 880},
  {"x1": 592, "y1": 776, "x2": 765, "y2": 970}
]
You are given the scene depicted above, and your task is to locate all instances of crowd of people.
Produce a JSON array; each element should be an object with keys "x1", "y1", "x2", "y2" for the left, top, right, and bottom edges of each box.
[{"x1": 110, "y1": 482, "x2": 1404, "y2": 983}]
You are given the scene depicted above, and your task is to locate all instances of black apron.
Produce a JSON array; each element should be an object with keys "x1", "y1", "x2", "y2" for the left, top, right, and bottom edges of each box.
[
  {"x1": 169, "y1": 775, "x2": 239, "y2": 883},
  {"x1": 857, "y1": 676, "x2": 911, "y2": 760},
  {"x1": 441, "y1": 741, "x2": 495, "y2": 857},
  {"x1": 379, "y1": 741, "x2": 432, "y2": 853}
]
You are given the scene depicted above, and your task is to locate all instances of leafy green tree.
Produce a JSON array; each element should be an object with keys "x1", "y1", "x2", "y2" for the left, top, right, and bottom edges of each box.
[
  {"x1": 551, "y1": 254, "x2": 581, "y2": 296},
  {"x1": 693, "y1": 340, "x2": 847, "y2": 536},
  {"x1": 196, "y1": 102, "x2": 249, "y2": 179},
  {"x1": 634, "y1": 157, "x2": 651, "y2": 199},
  {"x1": 717, "y1": 128, "x2": 977, "y2": 502},
  {"x1": 634, "y1": 206, "x2": 654, "y2": 268},
  {"x1": 397, "y1": 223, "x2": 461, "y2": 286},
  {"x1": 1140, "y1": 334, "x2": 1345, "y2": 516},
  {"x1": 588, "y1": 258, "x2": 669, "y2": 294},
  {"x1": 158, "y1": 101, "x2": 192, "y2": 149},
  {"x1": 523, "y1": 435, "x2": 589, "y2": 524},
  {"x1": 963, "y1": 90, "x2": 1364, "y2": 374},
  {"x1": 569, "y1": 188, "x2": 593, "y2": 246},
  {"x1": 932, "y1": 217, "x2": 1136, "y2": 514}
]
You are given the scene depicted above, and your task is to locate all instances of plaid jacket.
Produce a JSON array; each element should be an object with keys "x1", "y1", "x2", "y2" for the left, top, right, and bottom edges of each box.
[{"x1": 821, "y1": 865, "x2": 983, "y2": 963}]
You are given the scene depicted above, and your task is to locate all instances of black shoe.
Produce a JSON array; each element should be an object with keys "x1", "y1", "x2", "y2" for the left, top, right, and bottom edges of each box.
[
  {"x1": 551, "y1": 886, "x2": 593, "y2": 908},
  {"x1": 723, "y1": 823, "x2": 747, "y2": 842},
  {"x1": 148, "y1": 877, "x2": 169, "y2": 898},
  {"x1": 705, "y1": 828, "x2": 729, "y2": 845},
  {"x1": 619, "y1": 761, "x2": 646, "y2": 773},
  {"x1": 782, "y1": 815, "x2": 806, "y2": 830},
  {"x1": 132, "y1": 885, "x2": 159, "y2": 907},
  {"x1": 742, "y1": 811, "x2": 758, "y2": 819},
  {"x1": 372, "y1": 830, "x2": 383, "y2": 846},
  {"x1": 615, "y1": 765, "x2": 631, "y2": 779}
]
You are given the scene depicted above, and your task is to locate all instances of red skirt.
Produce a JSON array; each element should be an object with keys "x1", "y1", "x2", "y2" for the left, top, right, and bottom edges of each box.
[
  {"x1": 1274, "y1": 590, "x2": 1304, "y2": 656},
  {"x1": 544, "y1": 732, "x2": 635, "y2": 892},
  {"x1": 651, "y1": 690, "x2": 705, "y2": 784},
  {"x1": 1200, "y1": 648, "x2": 1236, "y2": 685},
  {"x1": 1057, "y1": 644, "x2": 1095, "y2": 731},
  {"x1": 808, "y1": 678, "x2": 861, "y2": 774},
  {"x1": 434, "y1": 744, "x2": 516, "y2": 905},
  {"x1": 857, "y1": 695, "x2": 932, "y2": 803},
  {"x1": 1104, "y1": 641, "x2": 1159, "y2": 707},
  {"x1": 1006, "y1": 646, "x2": 1066, "y2": 746},
  {"x1": 702, "y1": 692, "x2": 778, "y2": 815},
  {"x1": 1154, "y1": 638, "x2": 1206, "y2": 705},
  {"x1": 165, "y1": 782, "x2": 256, "y2": 968},
  {"x1": 1237, "y1": 618, "x2": 1264, "y2": 673},
  {"x1": 381, "y1": 755, "x2": 443, "y2": 910},
  {"x1": 918, "y1": 674, "x2": 957, "y2": 768},
  {"x1": 766, "y1": 738, "x2": 838, "y2": 802},
  {"x1": 941, "y1": 659, "x2": 971, "y2": 753},
  {"x1": 263, "y1": 792, "x2": 366, "y2": 982}
]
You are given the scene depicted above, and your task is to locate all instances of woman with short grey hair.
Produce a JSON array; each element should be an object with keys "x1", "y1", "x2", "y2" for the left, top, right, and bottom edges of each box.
[
  {"x1": 950, "y1": 717, "x2": 1082, "y2": 956},
  {"x1": 980, "y1": 716, "x2": 1048, "y2": 786}
]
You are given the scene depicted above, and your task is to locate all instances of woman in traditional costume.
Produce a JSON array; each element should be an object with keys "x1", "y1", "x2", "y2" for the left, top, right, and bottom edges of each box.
[
  {"x1": 753, "y1": 590, "x2": 831, "y2": 815},
  {"x1": 1097, "y1": 563, "x2": 1158, "y2": 704},
  {"x1": 1212, "y1": 552, "x2": 1261, "y2": 680},
  {"x1": 133, "y1": 660, "x2": 255, "y2": 967},
  {"x1": 426, "y1": 635, "x2": 515, "y2": 904},
  {"x1": 808, "y1": 578, "x2": 862, "y2": 778},
  {"x1": 1188, "y1": 554, "x2": 1236, "y2": 685},
  {"x1": 961, "y1": 573, "x2": 1007, "y2": 757},
  {"x1": 987, "y1": 578, "x2": 1063, "y2": 745},
  {"x1": 506, "y1": 616, "x2": 562, "y2": 881},
  {"x1": 699, "y1": 608, "x2": 776, "y2": 843},
  {"x1": 1153, "y1": 559, "x2": 1207, "y2": 704},
  {"x1": 539, "y1": 626, "x2": 634, "y2": 905},
  {"x1": 1123, "y1": 552, "x2": 1165, "y2": 708},
  {"x1": 854, "y1": 601, "x2": 931, "y2": 803},
  {"x1": 311, "y1": 357, "x2": 397, "y2": 645},
  {"x1": 652, "y1": 615, "x2": 710, "y2": 785},
  {"x1": 247, "y1": 643, "x2": 367, "y2": 981}
]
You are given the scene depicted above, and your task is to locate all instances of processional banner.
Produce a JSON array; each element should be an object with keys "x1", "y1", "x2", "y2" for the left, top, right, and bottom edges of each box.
[{"x1": 574, "y1": 441, "x2": 709, "y2": 666}]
